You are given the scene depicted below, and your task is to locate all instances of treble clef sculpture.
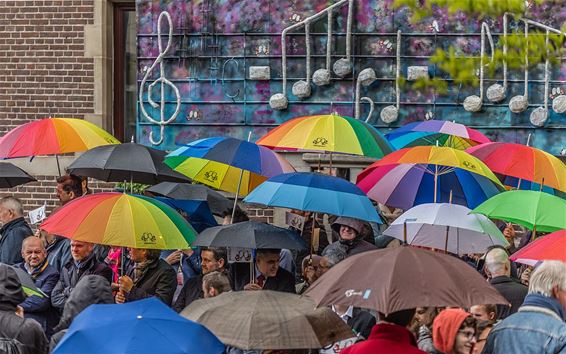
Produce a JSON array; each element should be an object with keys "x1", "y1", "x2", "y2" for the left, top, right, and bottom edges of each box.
[{"x1": 139, "y1": 11, "x2": 181, "y2": 146}]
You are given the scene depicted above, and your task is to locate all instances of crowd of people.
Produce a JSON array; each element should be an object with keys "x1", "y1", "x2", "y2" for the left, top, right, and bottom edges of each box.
[{"x1": 0, "y1": 174, "x2": 565, "y2": 354}]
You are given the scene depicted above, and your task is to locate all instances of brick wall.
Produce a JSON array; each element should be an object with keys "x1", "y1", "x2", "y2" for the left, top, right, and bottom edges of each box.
[{"x1": 0, "y1": 0, "x2": 95, "y2": 135}]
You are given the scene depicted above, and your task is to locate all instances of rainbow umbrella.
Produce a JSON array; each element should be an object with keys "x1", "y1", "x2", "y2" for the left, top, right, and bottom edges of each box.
[
  {"x1": 386, "y1": 120, "x2": 490, "y2": 150},
  {"x1": 0, "y1": 118, "x2": 119, "y2": 158},
  {"x1": 356, "y1": 146, "x2": 505, "y2": 210},
  {"x1": 466, "y1": 142, "x2": 566, "y2": 195},
  {"x1": 243, "y1": 172, "x2": 381, "y2": 223},
  {"x1": 165, "y1": 137, "x2": 295, "y2": 196},
  {"x1": 471, "y1": 190, "x2": 566, "y2": 235},
  {"x1": 40, "y1": 192, "x2": 196, "y2": 249},
  {"x1": 510, "y1": 230, "x2": 566, "y2": 265},
  {"x1": 256, "y1": 114, "x2": 394, "y2": 159}
]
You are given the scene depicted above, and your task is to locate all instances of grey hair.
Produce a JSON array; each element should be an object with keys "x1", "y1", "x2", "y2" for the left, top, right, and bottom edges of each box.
[
  {"x1": 529, "y1": 261, "x2": 566, "y2": 297},
  {"x1": 484, "y1": 248, "x2": 510, "y2": 277},
  {"x1": 0, "y1": 196, "x2": 24, "y2": 216},
  {"x1": 322, "y1": 246, "x2": 347, "y2": 267}
]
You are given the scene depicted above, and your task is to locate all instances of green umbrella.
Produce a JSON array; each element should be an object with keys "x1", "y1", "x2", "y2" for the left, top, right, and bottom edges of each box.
[{"x1": 471, "y1": 190, "x2": 566, "y2": 235}]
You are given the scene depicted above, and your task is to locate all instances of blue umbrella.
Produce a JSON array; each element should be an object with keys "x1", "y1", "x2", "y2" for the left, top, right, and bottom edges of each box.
[
  {"x1": 155, "y1": 196, "x2": 218, "y2": 233},
  {"x1": 243, "y1": 172, "x2": 382, "y2": 223},
  {"x1": 52, "y1": 297, "x2": 225, "y2": 354}
]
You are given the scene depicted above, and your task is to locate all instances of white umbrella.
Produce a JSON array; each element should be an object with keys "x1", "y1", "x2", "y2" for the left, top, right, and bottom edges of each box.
[{"x1": 383, "y1": 203, "x2": 509, "y2": 255}]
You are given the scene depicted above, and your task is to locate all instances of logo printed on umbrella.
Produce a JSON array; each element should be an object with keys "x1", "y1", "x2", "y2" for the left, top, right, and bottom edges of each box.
[
  {"x1": 203, "y1": 171, "x2": 219, "y2": 183},
  {"x1": 344, "y1": 289, "x2": 372, "y2": 299},
  {"x1": 312, "y1": 137, "x2": 329, "y2": 147},
  {"x1": 461, "y1": 160, "x2": 477, "y2": 170},
  {"x1": 140, "y1": 232, "x2": 157, "y2": 244}
]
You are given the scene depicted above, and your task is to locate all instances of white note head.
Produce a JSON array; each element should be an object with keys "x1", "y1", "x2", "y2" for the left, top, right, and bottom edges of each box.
[
  {"x1": 380, "y1": 105, "x2": 399, "y2": 123},
  {"x1": 529, "y1": 107, "x2": 548, "y2": 127},
  {"x1": 552, "y1": 95, "x2": 566, "y2": 114},
  {"x1": 509, "y1": 95, "x2": 528, "y2": 113},
  {"x1": 292, "y1": 80, "x2": 312, "y2": 98},
  {"x1": 358, "y1": 68, "x2": 377, "y2": 87},
  {"x1": 269, "y1": 93, "x2": 288, "y2": 110},
  {"x1": 463, "y1": 95, "x2": 482, "y2": 112},
  {"x1": 486, "y1": 84, "x2": 506, "y2": 103},
  {"x1": 333, "y1": 58, "x2": 352, "y2": 78},
  {"x1": 312, "y1": 69, "x2": 331, "y2": 86}
]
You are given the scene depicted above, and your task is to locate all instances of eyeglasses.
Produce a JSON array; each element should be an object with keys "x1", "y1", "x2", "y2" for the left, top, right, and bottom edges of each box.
[{"x1": 458, "y1": 330, "x2": 476, "y2": 340}]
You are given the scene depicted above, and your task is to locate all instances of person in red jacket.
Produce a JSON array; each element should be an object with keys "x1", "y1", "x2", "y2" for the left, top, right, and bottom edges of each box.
[{"x1": 341, "y1": 308, "x2": 427, "y2": 354}]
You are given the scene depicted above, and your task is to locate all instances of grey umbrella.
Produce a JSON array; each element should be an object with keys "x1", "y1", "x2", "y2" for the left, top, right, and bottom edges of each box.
[
  {"x1": 0, "y1": 162, "x2": 36, "y2": 188},
  {"x1": 193, "y1": 221, "x2": 307, "y2": 250},
  {"x1": 67, "y1": 143, "x2": 190, "y2": 185},
  {"x1": 146, "y1": 182, "x2": 232, "y2": 216}
]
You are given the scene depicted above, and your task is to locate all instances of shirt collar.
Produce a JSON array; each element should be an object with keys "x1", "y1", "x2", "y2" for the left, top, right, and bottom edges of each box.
[{"x1": 332, "y1": 305, "x2": 354, "y2": 320}]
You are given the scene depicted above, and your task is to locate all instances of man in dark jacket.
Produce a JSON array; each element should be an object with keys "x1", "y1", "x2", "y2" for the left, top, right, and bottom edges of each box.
[
  {"x1": 0, "y1": 196, "x2": 33, "y2": 265},
  {"x1": 323, "y1": 217, "x2": 377, "y2": 258},
  {"x1": 51, "y1": 240, "x2": 113, "y2": 310},
  {"x1": 484, "y1": 247, "x2": 528, "y2": 319},
  {"x1": 115, "y1": 248, "x2": 177, "y2": 306},
  {"x1": 173, "y1": 247, "x2": 227, "y2": 312},
  {"x1": 44, "y1": 233, "x2": 71, "y2": 273},
  {"x1": 16, "y1": 236, "x2": 60, "y2": 338},
  {"x1": 233, "y1": 248, "x2": 295, "y2": 293},
  {"x1": 0, "y1": 263, "x2": 48, "y2": 354}
]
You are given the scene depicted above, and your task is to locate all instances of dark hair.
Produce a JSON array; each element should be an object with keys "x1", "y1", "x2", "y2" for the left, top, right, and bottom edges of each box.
[
  {"x1": 201, "y1": 247, "x2": 228, "y2": 264},
  {"x1": 57, "y1": 174, "x2": 83, "y2": 197},
  {"x1": 479, "y1": 304, "x2": 497, "y2": 320},
  {"x1": 378, "y1": 309, "x2": 416, "y2": 327},
  {"x1": 146, "y1": 248, "x2": 162, "y2": 261},
  {"x1": 222, "y1": 207, "x2": 249, "y2": 223},
  {"x1": 459, "y1": 316, "x2": 477, "y2": 330},
  {"x1": 256, "y1": 248, "x2": 281, "y2": 258}
]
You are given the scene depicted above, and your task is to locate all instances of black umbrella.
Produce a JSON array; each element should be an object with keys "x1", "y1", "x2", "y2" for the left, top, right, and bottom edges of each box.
[
  {"x1": 146, "y1": 182, "x2": 232, "y2": 216},
  {"x1": 193, "y1": 221, "x2": 307, "y2": 250},
  {"x1": 0, "y1": 162, "x2": 36, "y2": 188},
  {"x1": 67, "y1": 143, "x2": 190, "y2": 185}
]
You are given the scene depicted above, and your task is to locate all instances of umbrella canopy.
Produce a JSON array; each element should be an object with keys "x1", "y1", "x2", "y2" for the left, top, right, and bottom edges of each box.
[
  {"x1": 471, "y1": 190, "x2": 566, "y2": 233},
  {"x1": 11, "y1": 266, "x2": 46, "y2": 298},
  {"x1": 181, "y1": 290, "x2": 355, "y2": 350},
  {"x1": 52, "y1": 297, "x2": 225, "y2": 354},
  {"x1": 146, "y1": 182, "x2": 232, "y2": 216},
  {"x1": 40, "y1": 192, "x2": 197, "y2": 249},
  {"x1": 165, "y1": 137, "x2": 295, "y2": 196},
  {"x1": 67, "y1": 143, "x2": 190, "y2": 185},
  {"x1": 510, "y1": 230, "x2": 566, "y2": 265},
  {"x1": 304, "y1": 246, "x2": 509, "y2": 314},
  {"x1": 244, "y1": 172, "x2": 381, "y2": 223},
  {"x1": 467, "y1": 142, "x2": 566, "y2": 194},
  {"x1": 0, "y1": 162, "x2": 36, "y2": 188},
  {"x1": 256, "y1": 114, "x2": 394, "y2": 159},
  {"x1": 356, "y1": 146, "x2": 505, "y2": 210},
  {"x1": 193, "y1": 221, "x2": 307, "y2": 250},
  {"x1": 386, "y1": 120, "x2": 490, "y2": 150},
  {"x1": 0, "y1": 118, "x2": 119, "y2": 158},
  {"x1": 154, "y1": 197, "x2": 218, "y2": 233},
  {"x1": 383, "y1": 203, "x2": 508, "y2": 255}
]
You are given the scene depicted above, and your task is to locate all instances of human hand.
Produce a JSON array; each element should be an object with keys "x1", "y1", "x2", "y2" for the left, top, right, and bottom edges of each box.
[
  {"x1": 182, "y1": 249, "x2": 194, "y2": 257},
  {"x1": 165, "y1": 250, "x2": 182, "y2": 265},
  {"x1": 15, "y1": 305, "x2": 24, "y2": 318},
  {"x1": 115, "y1": 291, "x2": 126, "y2": 304},
  {"x1": 111, "y1": 282, "x2": 120, "y2": 291},
  {"x1": 503, "y1": 223, "x2": 516, "y2": 241},
  {"x1": 243, "y1": 283, "x2": 262, "y2": 291},
  {"x1": 118, "y1": 275, "x2": 134, "y2": 293}
]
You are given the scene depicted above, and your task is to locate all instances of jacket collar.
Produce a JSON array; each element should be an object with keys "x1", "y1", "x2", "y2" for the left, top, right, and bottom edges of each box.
[
  {"x1": 368, "y1": 323, "x2": 419, "y2": 346},
  {"x1": 489, "y1": 275, "x2": 516, "y2": 284},
  {"x1": 0, "y1": 217, "x2": 26, "y2": 233}
]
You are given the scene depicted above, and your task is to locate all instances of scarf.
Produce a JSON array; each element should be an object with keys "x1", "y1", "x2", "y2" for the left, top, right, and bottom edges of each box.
[
  {"x1": 133, "y1": 258, "x2": 158, "y2": 285},
  {"x1": 28, "y1": 258, "x2": 49, "y2": 280},
  {"x1": 522, "y1": 293, "x2": 566, "y2": 321}
]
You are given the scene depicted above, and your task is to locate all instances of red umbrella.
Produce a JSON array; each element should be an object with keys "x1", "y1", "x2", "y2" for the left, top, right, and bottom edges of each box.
[
  {"x1": 304, "y1": 246, "x2": 508, "y2": 314},
  {"x1": 510, "y1": 230, "x2": 566, "y2": 265}
]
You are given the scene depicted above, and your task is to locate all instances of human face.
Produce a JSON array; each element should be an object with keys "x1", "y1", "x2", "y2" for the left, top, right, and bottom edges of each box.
[
  {"x1": 319, "y1": 257, "x2": 332, "y2": 275},
  {"x1": 414, "y1": 307, "x2": 435, "y2": 327},
  {"x1": 474, "y1": 327, "x2": 492, "y2": 354},
  {"x1": 56, "y1": 184, "x2": 75, "y2": 205},
  {"x1": 201, "y1": 250, "x2": 223, "y2": 275},
  {"x1": 470, "y1": 305, "x2": 490, "y2": 321},
  {"x1": 256, "y1": 252, "x2": 280, "y2": 277},
  {"x1": 22, "y1": 238, "x2": 46, "y2": 268},
  {"x1": 0, "y1": 205, "x2": 15, "y2": 224},
  {"x1": 454, "y1": 326, "x2": 476, "y2": 354},
  {"x1": 339, "y1": 225, "x2": 357, "y2": 241},
  {"x1": 70, "y1": 240, "x2": 94, "y2": 262},
  {"x1": 553, "y1": 286, "x2": 566, "y2": 311},
  {"x1": 128, "y1": 248, "x2": 148, "y2": 263}
]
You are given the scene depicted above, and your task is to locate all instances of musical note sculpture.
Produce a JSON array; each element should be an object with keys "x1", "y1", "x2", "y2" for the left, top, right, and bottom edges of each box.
[
  {"x1": 463, "y1": 23, "x2": 494, "y2": 112},
  {"x1": 354, "y1": 68, "x2": 377, "y2": 120},
  {"x1": 139, "y1": 11, "x2": 181, "y2": 145},
  {"x1": 508, "y1": 20, "x2": 530, "y2": 114},
  {"x1": 380, "y1": 30, "x2": 402, "y2": 123}
]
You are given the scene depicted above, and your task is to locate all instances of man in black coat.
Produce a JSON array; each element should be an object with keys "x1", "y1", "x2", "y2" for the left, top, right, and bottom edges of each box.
[
  {"x1": 115, "y1": 248, "x2": 177, "y2": 306},
  {"x1": 51, "y1": 240, "x2": 113, "y2": 310},
  {"x1": 484, "y1": 247, "x2": 528, "y2": 319},
  {"x1": 0, "y1": 263, "x2": 48, "y2": 354},
  {"x1": 0, "y1": 196, "x2": 33, "y2": 265},
  {"x1": 173, "y1": 247, "x2": 228, "y2": 312},
  {"x1": 233, "y1": 248, "x2": 295, "y2": 293}
]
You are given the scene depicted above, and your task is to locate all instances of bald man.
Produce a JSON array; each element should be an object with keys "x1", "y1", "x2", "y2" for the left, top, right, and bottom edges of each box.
[
  {"x1": 484, "y1": 247, "x2": 528, "y2": 319},
  {"x1": 16, "y1": 236, "x2": 60, "y2": 337}
]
